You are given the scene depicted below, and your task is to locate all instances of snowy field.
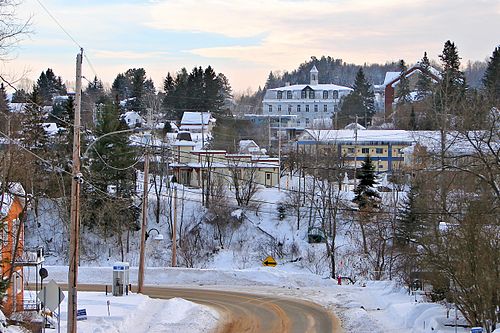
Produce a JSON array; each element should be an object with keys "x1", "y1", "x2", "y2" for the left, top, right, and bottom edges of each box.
[{"x1": 22, "y1": 265, "x2": 476, "y2": 333}]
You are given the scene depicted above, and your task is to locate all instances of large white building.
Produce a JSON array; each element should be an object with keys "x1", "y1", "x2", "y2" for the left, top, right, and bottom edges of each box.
[{"x1": 262, "y1": 66, "x2": 352, "y2": 127}]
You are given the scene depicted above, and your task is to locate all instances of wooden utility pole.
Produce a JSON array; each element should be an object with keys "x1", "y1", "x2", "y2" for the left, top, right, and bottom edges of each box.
[
  {"x1": 137, "y1": 106, "x2": 153, "y2": 293},
  {"x1": 67, "y1": 49, "x2": 83, "y2": 333},
  {"x1": 171, "y1": 186, "x2": 177, "y2": 267},
  {"x1": 353, "y1": 115, "x2": 358, "y2": 187}
]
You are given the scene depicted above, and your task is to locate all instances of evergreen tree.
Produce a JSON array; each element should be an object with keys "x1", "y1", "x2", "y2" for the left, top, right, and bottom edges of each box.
[
  {"x1": 353, "y1": 157, "x2": 380, "y2": 209},
  {"x1": 395, "y1": 184, "x2": 422, "y2": 246},
  {"x1": 84, "y1": 100, "x2": 139, "y2": 238},
  {"x1": 90, "y1": 101, "x2": 136, "y2": 196},
  {"x1": 111, "y1": 73, "x2": 130, "y2": 102},
  {"x1": 203, "y1": 66, "x2": 224, "y2": 114},
  {"x1": 126, "y1": 68, "x2": 147, "y2": 114},
  {"x1": 483, "y1": 45, "x2": 500, "y2": 103},
  {"x1": 0, "y1": 83, "x2": 10, "y2": 133},
  {"x1": 434, "y1": 40, "x2": 467, "y2": 121},
  {"x1": 416, "y1": 52, "x2": 434, "y2": 100},
  {"x1": 11, "y1": 88, "x2": 28, "y2": 103},
  {"x1": 21, "y1": 86, "x2": 49, "y2": 150},
  {"x1": 395, "y1": 59, "x2": 412, "y2": 105},
  {"x1": 338, "y1": 67, "x2": 375, "y2": 127},
  {"x1": 36, "y1": 68, "x2": 67, "y2": 105}
]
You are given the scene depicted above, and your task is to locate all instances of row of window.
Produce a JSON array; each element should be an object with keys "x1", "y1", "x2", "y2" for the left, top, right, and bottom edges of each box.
[
  {"x1": 269, "y1": 104, "x2": 331, "y2": 113},
  {"x1": 346, "y1": 148, "x2": 404, "y2": 154},
  {"x1": 276, "y1": 90, "x2": 339, "y2": 100}
]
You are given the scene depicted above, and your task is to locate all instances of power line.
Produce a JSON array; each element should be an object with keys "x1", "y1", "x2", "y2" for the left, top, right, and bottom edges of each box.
[{"x1": 34, "y1": 0, "x2": 82, "y2": 49}]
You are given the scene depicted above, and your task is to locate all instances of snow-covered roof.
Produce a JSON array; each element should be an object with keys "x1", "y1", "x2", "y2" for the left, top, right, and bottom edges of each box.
[
  {"x1": 8, "y1": 102, "x2": 26, "y2": 113},
  {"x1": 0, "y1": 183, "x2": 26, "y2": 219},
  {"x1": 181, "y1": 112, "x2": 213, "y2": 125},
  {"x1": 310, "y1": 65, "x2": 319, "y2": 73},
  {"x1": 172, "y1": 140, "x2": 196, "y2": 147},
  {"x1": 344, "y1": 123, "x2": 366, "y2": 130},
  {"x1": 382, "y1": 72, "x2": 400, "y2": 86},
  {"x1": 267, "y1": 84, "x2": 352, "y2": 92},
  {"x1": 43, "y1": 122, "x2": 59, "y2": 136},
  {"x1": 299, "y1": 129, "x2": 415, "y2": 144}
]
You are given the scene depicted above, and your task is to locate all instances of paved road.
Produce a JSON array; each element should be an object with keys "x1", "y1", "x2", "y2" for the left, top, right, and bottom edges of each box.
[
  {"x1": 142, "y1": 286, "x2": 342, "y2": 333},
  {"x1": 53, "y1": 284, "x2": 341, "y2": 333}
]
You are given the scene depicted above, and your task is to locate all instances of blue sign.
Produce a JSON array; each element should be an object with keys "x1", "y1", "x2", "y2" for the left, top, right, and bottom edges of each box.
[
  {"x1": 471, "y1": 328, "x2": 483, "y2": 333},
  {"x1": 76, "y1": 309, "x2": 87, "y2": 321}
]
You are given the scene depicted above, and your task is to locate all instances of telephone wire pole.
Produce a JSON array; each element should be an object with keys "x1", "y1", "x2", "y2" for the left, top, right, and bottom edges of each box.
[{"x1": 67, "y1": 48, "x2": 83, "y2": 333}]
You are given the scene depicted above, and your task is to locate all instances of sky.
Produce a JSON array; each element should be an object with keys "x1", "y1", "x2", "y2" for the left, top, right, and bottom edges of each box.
[{"x1": 3, "y1": 0, "x2": 500, "y2": 94}]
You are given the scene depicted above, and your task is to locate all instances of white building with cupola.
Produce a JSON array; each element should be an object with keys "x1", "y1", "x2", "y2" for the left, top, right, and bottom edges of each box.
[{"x1": 262, "y1": 66, "x2": 352, "y2": 127}]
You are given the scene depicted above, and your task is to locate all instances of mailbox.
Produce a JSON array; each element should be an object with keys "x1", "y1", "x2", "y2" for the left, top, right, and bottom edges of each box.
[{"x1": 112, "y1": 262, "x2": 129, "y2": 296}]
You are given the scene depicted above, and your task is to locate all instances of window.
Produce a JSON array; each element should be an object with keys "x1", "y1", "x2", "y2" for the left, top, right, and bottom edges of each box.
[
  {"x1": 277, "y1": 105, "x2": 281, "y2": 112},
  {"x1": 288, "y1": 105, "x2": 292, "y2": 113},
  {"x1": 305, "y1": 105, "x2": 310, "y2": 112},
  {"x1": 268, "y1": 105, "x2": 272, "y2": 113},
  {"x1": 312, "y1": 74, "x2": 316, "y2": 81},
  {"x1": 305, "y1": 118, "x2": 310, "y2": 125},
  {"x1": 332, "y1": 90, "x2": 339, "y2": 99},
  {"x1": 301, "y1": 91, "x2": 307, "y2": 99},
  {"x1": 314, "y1": 105, "x2": 318, "y2": 112},
  {"x1": 362, "y1": 148, "x2": 370, "y2": 154},
  {"x1": 297, "y1": 105, "x2": 301, "y2": 112},
  {"x1": 277, "y1": 91, "x2": 283, "y2": 99},
  {"x1": 287, "y1": 91, "x2": 292, "y2": 99},
  {"x1": 379, "y1": 164, "x2": 384, "y2": 169},
  {"x1": 309, "y1": 91, "x2": 315, "y2": 99},
  {"x1": 323, "y1": 105, "x2": 328, "y2": 112},
  {"x1": 347, "y1": 148, "x2": 355, "y2": 154},
  {"x1": 323, "y1": 91, "x2": 328, "y2": 99},
  {"x1": 376, "y1": 148, "x2": 383, "y2": 154}
]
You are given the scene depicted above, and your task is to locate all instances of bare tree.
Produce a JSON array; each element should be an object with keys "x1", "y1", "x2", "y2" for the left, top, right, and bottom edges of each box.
[{"x1": 228, "y1": 158, "x2": 259, "y2": 207}]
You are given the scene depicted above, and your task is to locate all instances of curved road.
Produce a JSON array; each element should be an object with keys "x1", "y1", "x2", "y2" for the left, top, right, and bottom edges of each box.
[
  {"x1": 71, "y1": 284, "x2": 341, "y2": 333},
  {"x1": 141, "y1": 286, "x2": 342, "y2": 333}
]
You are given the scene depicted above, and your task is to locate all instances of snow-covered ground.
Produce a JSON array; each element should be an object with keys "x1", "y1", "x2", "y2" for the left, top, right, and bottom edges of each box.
[
  {"x1": 20, "y1": 176, "x2": 484, "y2": 333},
  {"x1": 23, "y1": 265, "x2": 472, "y2": 333}
]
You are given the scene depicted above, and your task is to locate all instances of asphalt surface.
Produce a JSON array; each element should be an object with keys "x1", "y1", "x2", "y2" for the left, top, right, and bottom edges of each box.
[
  {"x1": 142, "y1": 286, "x2": 342, "y2": 333},
  {"x1": 49, "y1": 284, "x2": 342, "y2": 333}
]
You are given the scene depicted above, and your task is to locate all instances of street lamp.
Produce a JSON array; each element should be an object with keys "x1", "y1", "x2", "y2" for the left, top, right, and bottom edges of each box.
[{"x1": 145, "y1": 228, "x2": 163, "y2": 241}]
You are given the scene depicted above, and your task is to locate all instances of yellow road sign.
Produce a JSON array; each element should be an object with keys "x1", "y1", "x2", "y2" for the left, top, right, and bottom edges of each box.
[{"x1": 263, "y1": 256, "x2": 277, "y2": 267}]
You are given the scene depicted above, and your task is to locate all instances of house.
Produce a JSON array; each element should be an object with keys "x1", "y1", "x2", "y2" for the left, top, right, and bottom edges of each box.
[
  {"x1": 239, "y1": 140, "x2": 265, "y2": 156},
  {"x1": 262, "y1": 66, "x2": 352, "y2": 127},
  {"x1": 170, "y1": 140, "x2": 279, "y2": 188},
  {"x1": 0, "y1": 184, "x2": 26, "y2": 314},
  {"x1": 121, "y1": 111, "x2": 144, "y2": 128},
  {"x1": 375, "y1": 63, "x2": 440, "y2": 118},
  {"x1": 179, "y1": 112, "x2": 215, "y2": 133}
]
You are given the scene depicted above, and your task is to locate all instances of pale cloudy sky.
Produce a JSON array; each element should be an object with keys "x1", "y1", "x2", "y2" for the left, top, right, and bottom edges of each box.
[{"x1": 5, "y1": 0, "x2": 500, "y2": 93}]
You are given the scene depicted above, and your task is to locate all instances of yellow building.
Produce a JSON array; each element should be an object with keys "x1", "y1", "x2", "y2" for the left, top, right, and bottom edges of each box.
[
  {"x1": 170, "y1": 140, "x2": 280, "y2": 188},
  {"x1": 296, "y1": 129, "x2": 414, "y2": 173}
]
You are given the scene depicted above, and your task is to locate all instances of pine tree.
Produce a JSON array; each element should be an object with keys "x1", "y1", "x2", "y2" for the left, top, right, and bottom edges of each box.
[
  {"x1": 396, "y1": 59, "x2": 412, "y2": 105},
  {"x1": 338, "y1": 67, "x2": 375, "y2": 127},
  {"x1": 0, "y1": 83, "x2": 10, "y2": 133},
  {"x1": 435, "y1": 40, "x2": 466, "y2": 119},
  {"x1": 84, "y1": 100, "x2": 139, "y2": 239},
  {"x1": 90, "y1": 100, "x2": 136, "y2": 196},
  {"x1": 21, "y1": 86, "x2": 49, "y2": 150},
  {"x1": 483, "y1": 45, "x2": 500, "y2": 103},
  {"x1": 353, "y1": 157, "x2": 380, "y2": 209},
  {"x1": 11, "y1": 88, "x2": 28, "y2": 103},
  {"x1": 416, "y1": 52, "x2": 434, "y2": 100},
  {"x1": 395, "y1": 185, "x2": 421, "y2": 246},
  {"x1": 36, "y1": 68, "x2": 67, "y2": 105}
]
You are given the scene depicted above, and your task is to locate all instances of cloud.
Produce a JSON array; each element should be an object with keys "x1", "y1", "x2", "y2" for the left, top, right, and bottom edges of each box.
[
  {"x1": 93, "y1": 50, "x2": 169, "y2": 60},
  {"x1": 147, "y1": 0, "x2": 499, "y2": 66}
]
